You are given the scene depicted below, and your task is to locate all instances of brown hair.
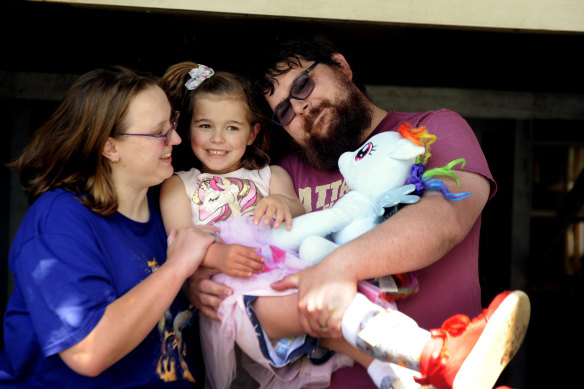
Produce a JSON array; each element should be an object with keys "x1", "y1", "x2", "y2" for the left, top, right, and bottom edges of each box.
[
  {"x1": 10, "y1": 66, "x2": 157, "y2": 215},
  {"x1": 160, "y1": 61, "x2": 270, "y2": 172}
]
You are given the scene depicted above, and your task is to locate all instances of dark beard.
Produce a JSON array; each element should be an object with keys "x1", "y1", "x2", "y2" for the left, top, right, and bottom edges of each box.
[{"x1": 293, "y1": 83, "x2": 373, "y2": 171}]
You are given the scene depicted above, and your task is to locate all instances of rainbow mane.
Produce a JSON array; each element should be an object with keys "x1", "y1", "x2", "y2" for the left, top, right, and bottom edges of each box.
[
  {"x1": 398, "y1": 122, "x2": 436, "y2": 165},
  {"x1": 399, "y1": 122, "x2": 471, "y2": 201}
]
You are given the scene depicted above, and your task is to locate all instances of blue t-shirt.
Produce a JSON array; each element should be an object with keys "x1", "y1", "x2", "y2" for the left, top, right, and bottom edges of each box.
[{"x1": 1, "y1": 189, "x2": 202, "y2": 388}]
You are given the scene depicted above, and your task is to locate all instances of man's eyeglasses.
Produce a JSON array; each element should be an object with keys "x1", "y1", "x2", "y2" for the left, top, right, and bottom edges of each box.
[
  {"x1": 272, "y1": 61, "x2": 319, "y2": 127},
  {"x1": 120, "y1": 110, "x2": 180, "y2": 146}
]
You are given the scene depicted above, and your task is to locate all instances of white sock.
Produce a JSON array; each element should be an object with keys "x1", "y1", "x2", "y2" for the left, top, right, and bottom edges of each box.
[
  {"x1": 341, "y1": 292, "x2": 384, "y2": 348},
  {"x1": 367, "y1": 359, "x2": 397, "y2": 389},
  {"x1": 341, "y1": 292, "x2": 431, "y2": 370}
]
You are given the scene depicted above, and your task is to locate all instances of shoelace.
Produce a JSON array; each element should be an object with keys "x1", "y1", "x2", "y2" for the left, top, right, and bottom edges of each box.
[
  {"x1": 419, "y1": 307, "x2": 509, "y2": 388},
  {"x1": 429, "y1": 313, "x2": 471, "y2": 361}
]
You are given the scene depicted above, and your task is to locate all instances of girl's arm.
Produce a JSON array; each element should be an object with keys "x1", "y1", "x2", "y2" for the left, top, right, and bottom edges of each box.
[
  {"x1": 161, "y1": 174, "x2": 263, "y2": 277},
  {"x1": 159, "y1": 174, "x2": 193, "y2": 234},
  {"x1": 183, "y1": 166, "x2": 303, "y2": 320},
  {"x1": 204, "y1": 243, "x2": 264, "y2": 277},
  {"x1": 252, "y1": 165, "x2": 305, "y2": 230}
]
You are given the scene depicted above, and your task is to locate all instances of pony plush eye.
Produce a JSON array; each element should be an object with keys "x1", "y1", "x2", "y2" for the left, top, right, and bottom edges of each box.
[{"x1": 355, "y1": 142, "x2": 374, "y2": 162}]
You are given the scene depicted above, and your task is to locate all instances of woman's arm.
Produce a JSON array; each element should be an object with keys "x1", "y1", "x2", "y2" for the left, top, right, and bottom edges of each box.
[{"x1": 59, "y1": 226, "x2": 215, "y2": 376}]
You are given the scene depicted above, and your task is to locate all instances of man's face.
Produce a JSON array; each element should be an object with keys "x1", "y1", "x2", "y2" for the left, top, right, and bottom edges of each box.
[{"x1": 265, "y1": 58, "x2": 372, "y2": 171}]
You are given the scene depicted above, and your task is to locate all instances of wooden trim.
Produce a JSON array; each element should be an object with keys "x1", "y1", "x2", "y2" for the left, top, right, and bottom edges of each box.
[{"x1": 26, "y1": 0, "x2": 584, "y2": 33}]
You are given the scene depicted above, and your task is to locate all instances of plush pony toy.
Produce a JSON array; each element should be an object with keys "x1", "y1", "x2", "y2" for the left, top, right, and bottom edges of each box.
[
  {"x1": 272, "y1": 127, "x2": 421, "y2": 264},
  {"x1": 200, "y1": 124, "x2": 471, "y2": 388},
  {"x1": 269, "y1": 123, "x2": 471, "y2": 300}
]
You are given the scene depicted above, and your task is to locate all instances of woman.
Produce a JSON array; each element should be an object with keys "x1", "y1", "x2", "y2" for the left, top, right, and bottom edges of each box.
[{"x1": 1, "y1": 66, "x2": 215, "y2": 388}]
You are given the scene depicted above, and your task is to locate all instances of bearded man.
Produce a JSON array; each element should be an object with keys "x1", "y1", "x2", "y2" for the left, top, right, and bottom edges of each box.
[
  {"x1": 189, "y1": 36, "x2": 498, "y2": 388},
  {"x1": 260, "y1": 36, "x2": 495, "y2": 388}
]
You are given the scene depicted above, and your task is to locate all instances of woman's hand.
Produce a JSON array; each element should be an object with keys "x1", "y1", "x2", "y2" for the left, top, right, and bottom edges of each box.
[
  {"x1": 166, "y1": 225, "x2": 218, "y2": 279},
  {"x1": 58, "y1": 225, "x2": 220, "y2": 375}
]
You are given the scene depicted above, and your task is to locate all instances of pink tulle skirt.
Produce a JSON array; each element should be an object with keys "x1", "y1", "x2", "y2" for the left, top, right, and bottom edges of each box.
[{"x1": 199, "y1": 216, "x2": 391, "y2": 389}]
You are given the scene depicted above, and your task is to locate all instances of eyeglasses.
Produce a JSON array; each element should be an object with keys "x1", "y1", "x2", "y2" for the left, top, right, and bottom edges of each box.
[
  {"x1": 272, "y1": 61, "x2": 319, "y2": 127},
  {"x1": 119, "y1": 110, "x2": 180, "y2": 146}
]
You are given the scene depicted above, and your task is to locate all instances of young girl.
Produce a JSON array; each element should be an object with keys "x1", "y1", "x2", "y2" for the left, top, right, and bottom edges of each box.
[
  {"x1": 159, "y1": 62, "x2": 416, "y2": 389},
  {"x1": 158, "y1": 62, "x2": 530, "y2": 389}
]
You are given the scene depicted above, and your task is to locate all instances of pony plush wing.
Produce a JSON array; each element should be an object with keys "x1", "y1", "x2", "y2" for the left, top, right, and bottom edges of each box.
[{"x1": 374, "y1": 184, "x2": 420, "y2": 216}]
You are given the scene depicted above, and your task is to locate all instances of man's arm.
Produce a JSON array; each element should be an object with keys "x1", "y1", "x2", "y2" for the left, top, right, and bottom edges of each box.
[{"x1": 273, "y1": 170, "x2": 490, "y2": 338}]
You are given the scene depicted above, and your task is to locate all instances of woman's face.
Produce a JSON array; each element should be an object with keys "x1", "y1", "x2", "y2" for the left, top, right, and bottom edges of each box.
[
  {"x1": 112, "y1": 85, "x2": 181, "y2": 190},
  {"x1": 189, "y1": 95, "x2": 258, "y2": 174}
]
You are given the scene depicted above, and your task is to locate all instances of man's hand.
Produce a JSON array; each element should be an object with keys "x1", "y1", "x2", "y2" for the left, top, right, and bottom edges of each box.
[
  {"x1": 271, "y1": 262, "x2": 358, "y2": 339},
  {"x1": 183, "y1": 266, "x2": 232, "y2": 321}
]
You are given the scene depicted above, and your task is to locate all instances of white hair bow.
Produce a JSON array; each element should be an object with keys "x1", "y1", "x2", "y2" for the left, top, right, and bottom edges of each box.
[{"x1": 185, "y1": 64, "x2": 215, "y2": 90}]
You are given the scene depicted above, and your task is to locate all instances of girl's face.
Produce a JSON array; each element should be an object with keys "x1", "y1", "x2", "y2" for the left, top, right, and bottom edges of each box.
[
  {"x1": 190, "y1": 95, "x2": 259, "y2": 174},
  {"x1": 111, "y1": 85, "x2": 182, "y2": 190}
]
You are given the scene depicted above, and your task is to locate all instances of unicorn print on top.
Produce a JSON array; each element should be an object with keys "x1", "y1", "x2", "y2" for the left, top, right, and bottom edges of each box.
[{"x1": 193, "y1": 175, "x2": 264, "y2": 225}]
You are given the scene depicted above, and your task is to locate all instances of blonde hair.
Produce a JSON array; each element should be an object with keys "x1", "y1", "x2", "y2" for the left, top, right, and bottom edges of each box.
[
  {"x1": 11, "y1": 66, "x2": 157, "y2": 215},
  {"x1": 160, "y1": 61, "x2": 270, "y2": 172}
]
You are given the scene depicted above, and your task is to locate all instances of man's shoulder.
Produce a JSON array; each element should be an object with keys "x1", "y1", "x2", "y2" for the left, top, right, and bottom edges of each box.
[{"x1": 381, "y1": 109, "x2": 464, "y2": 130}]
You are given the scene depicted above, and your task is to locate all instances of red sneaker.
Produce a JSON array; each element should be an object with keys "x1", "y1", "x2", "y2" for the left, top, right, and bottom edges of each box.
[{"x1": 415, "y1": 290, "x2": 530, "y2": 389}]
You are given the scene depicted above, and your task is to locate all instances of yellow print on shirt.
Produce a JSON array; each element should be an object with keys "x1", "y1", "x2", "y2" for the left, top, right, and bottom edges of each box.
[
  {"x1": 298, "y1": 178, "x2": 351, "y2": 212},
  {"x1": 156, "y1": 307, "x2": 196, "y2": 383},
  {"x1": 147, "y1": 258, "x2": 196, "y2": 383}
]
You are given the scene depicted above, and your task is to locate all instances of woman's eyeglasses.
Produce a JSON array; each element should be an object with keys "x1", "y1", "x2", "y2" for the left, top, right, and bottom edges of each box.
[
  {"x1": 120, "y1": 110, "x2": 180, "y2": 146},
  {"x1": 272, "y1": 61, "x2": 319, "y2": 127}
]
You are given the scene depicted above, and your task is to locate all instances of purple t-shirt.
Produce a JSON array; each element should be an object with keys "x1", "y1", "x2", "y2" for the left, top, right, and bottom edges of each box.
[{"x1": 279, "y1": 109, "x2": 496, "y2": 388}]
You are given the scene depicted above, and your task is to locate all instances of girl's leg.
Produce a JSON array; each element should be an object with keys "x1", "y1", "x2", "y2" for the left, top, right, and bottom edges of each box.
[
  {"x1": 253, "y1": 290, "x2": 531, "y2": 389},
  {"x1": 253, "y1": 291, "x2": 437, "y2": 373},
  {"x1": 321, "y1": 338, "x2": 421, "y2": 389},
  {"x1": 319, "y1": 337, "x2": 372, "y2": 367},
  {"x1": 341, "y1": 293, "x2": 429, "y2": 370},
  {"x1": 252, "y1": 293, "x2": 381, "y2": 367},
  {"x1": 251, "y1": 293, "x2": 304, "y2": 339},
  {"x1": 341, "y1": 291, "x2": 531, "y2": 389},
  {"x1": 252, "y1": 294, "x2": 419, "y2": 389}
]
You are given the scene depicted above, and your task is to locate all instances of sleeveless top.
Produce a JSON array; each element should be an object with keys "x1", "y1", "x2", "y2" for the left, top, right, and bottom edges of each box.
[{"x1": 175, "y1": 165, "x2": 271, "y2": 226}]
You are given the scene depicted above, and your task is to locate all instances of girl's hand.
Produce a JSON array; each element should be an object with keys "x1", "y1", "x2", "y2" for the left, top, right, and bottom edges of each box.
[
  {"x1": 252, "y1": 194, "x2": 294, "y2": 230},
  {"x1": 208, "y1": 243, "x2": 265, "y2": 278}
]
